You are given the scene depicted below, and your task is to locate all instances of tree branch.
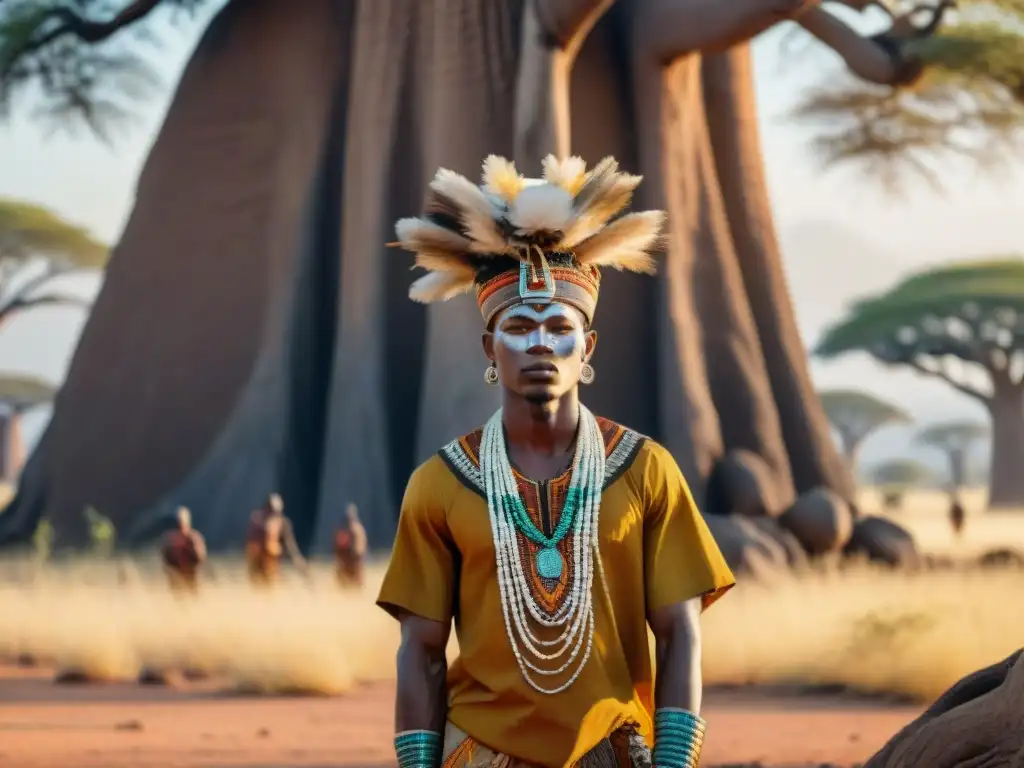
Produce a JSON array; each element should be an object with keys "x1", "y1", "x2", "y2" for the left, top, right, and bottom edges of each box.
[
  {"x1": 0, "y1": 292, "x2": 91, "y2": 326},
  {"x1": 906, "y1": 356, "x2": 990, "y2": 402},
  {"x1": 11, "y1": 0, "x2": 165, "y2": 64}
]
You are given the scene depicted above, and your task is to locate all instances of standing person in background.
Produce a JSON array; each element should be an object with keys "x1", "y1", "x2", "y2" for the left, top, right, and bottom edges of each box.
[
  {"x1": 245, "y1": 493, "x2": 310, "y2": 586},
  {"x1": 334, "y1": 502, "x2": 368, "y2": 589},
  {"x1": 161, "y1": 506, "x2": 206, "y2": 595}
]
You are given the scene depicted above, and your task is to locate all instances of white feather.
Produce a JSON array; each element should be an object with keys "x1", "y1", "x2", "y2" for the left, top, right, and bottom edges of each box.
[
  {"x1": 507, "y1": 184, "x2": 574, "y2": 235},
  {"x1": 408, "y1": 270, "x2": 476, "y2": 303}
]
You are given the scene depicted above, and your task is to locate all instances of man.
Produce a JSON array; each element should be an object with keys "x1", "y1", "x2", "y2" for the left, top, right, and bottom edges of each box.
[
  {"x1": 378, "y1": 155, "x2": 735, "y2": 768},
  {"x1": 334, "y1": 502, "x2": 368, "y2": 588},
  {"x1": 245, "y1": 493, "x2": 309, "y2": 586},
  {"x1": 160, "y1": 506, "x2": 207, "y2": 595},
  {"x1": 949, "y1": 497, "x2": 966, "y2": 539}
]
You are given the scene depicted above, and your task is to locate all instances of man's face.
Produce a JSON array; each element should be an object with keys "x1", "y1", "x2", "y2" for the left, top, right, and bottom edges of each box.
[{"x1": 484, "y1": 302, "x2": 596, "y2": 404}]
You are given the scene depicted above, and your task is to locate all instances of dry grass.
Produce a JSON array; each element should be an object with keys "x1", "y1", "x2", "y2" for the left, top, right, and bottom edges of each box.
[
  {"x1": 0, "y1": 490, "x2": 1020, "y2": 702},
  {"x1": 0, "y1": 550, "x2": 1020, "y2": 704},
  {"x1": 701, "y1": 565, "x2": 1022, "y2": 702}
]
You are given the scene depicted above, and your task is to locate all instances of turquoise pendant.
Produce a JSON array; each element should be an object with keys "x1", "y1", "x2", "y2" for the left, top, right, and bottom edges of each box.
[{"x1": 536, "y1": 547, "x2": 563, "y2": 580}]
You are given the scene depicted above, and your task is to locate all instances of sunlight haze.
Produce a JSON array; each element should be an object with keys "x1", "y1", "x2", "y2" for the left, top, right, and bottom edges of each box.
[{"x1": 0, "y1": 8, "x2": 1020, "y2": 474}]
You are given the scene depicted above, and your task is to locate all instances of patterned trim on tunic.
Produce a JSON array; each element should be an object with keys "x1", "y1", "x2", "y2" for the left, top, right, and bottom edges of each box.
[
  {"x1": 437, "y1": 418, "x2": 646, "y2": 611},
  {"x1": 438, "y1": 417, "x2": 645, "y2": 499},
  {"x1": 441, "y1": 721, "x2": 651, "y2": 768}
]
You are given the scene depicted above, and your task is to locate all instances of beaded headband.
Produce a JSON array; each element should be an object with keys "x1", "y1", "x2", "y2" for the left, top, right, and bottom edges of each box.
[{"x1": 392, "y1": 155, "x2": 666, "y2": 327}]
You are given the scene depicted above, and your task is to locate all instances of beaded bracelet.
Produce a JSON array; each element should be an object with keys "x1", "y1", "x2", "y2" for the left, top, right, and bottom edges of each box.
[
  {"x1": 653, "y1": 707, "x2": 706, "y2": 768},
  {"x1": 394, "y1": 729, "x2": 442, "y2": 768}
]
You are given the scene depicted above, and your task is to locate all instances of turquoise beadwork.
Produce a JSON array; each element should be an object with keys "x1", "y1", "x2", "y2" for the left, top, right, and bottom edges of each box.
[{"x1": 535, "y1": 546, "x2": 563, "y2": 579}]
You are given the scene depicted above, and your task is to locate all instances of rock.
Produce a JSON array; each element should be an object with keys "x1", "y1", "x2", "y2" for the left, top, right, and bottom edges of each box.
[
  {"x1": 748, "y1": 516, "x2": 808, "y2": 568},
  {"x1": 705, "y1": 450, "x2": 781, "y2": 517},
  {"x1": 778, "y1": 487, "x2": 854, "y2": 556},
  {"x1": 977, "y1": 548, "x2": 1024, "y2": 570},
  {"x1": 137, "y1": 668, "x2": 169, "y2": 686},
  {"x1": 843, "y1": 515, "x2": 920, "y2": 569},
  {"x1": 704, "y1": 514, "x2": 788, "y2": 578},
  {"x1": 864, "y1": 649, "x2": 1024, "y2": 767},
  {"x1": 53, "y1": 668, "x2": 94, "y2": 685}
]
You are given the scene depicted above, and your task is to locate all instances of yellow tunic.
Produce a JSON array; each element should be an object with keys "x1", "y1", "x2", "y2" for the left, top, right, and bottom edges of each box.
[{"x1": 377, "y1": 419, "x2": 735, "y2": 768}]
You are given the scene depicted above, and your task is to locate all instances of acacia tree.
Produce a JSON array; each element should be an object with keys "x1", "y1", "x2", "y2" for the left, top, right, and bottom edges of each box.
[
  {"x1": 916, "y1": 420, "x2": 989, "y2": 496},
  {"x1": 0, "y1": 0, "x2": 857, "y2": 550},
  {"x1": 789, "y1": 0, "x2": 1024, "y2": 192},
  {"x1": 819, "y1": 388, "x2": 910, "y2": 472},
  {"x1": 816, "y1": 259, "x2": 1024, "y2": 507},
  {"x1": 870, "y1": 457, "x2": 931, "y2": 508},
  {"x1": 0, "y1": 200, "x2": 107, "y2": 326}
]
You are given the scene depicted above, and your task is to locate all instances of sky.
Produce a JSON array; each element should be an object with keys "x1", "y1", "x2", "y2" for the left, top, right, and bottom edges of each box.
[{"x1": 0, "y1": 5, "x2": 1021, "y2": 475}]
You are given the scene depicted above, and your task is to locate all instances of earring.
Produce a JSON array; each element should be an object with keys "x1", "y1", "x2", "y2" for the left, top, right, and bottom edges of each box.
[
  {"x1": 484, "y1": 362, "x2": 499, "y2": 386},
  {"x1": 580, "y1": 361, "x2": 595, "y2": 385}
]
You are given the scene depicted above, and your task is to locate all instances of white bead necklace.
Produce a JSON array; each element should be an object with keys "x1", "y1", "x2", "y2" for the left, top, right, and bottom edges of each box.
[{"x1": 481, "y1": 405, "x2": 608, "y2": 694}]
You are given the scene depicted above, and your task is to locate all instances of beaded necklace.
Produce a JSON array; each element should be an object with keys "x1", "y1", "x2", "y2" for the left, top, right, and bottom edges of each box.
[{"x1": 480, "y1": 405, "x2": 608, "y2": 694}]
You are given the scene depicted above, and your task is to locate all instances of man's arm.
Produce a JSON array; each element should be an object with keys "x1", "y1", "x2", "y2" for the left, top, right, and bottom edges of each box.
[
  {"x1": 281, "y1": 519, "x2": 309, "y2": 573},
  {"x1": 395, "y1": 612, "x2": 451, "y2": 734},
  {"x1": 648, "y1": 598, "x2": 703, "y2": 712},
  {"x1": 190, "y1": 531, "x2": 208, "y2": 564}
]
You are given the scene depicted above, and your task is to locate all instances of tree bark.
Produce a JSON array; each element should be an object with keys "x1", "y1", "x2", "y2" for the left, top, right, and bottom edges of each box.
[
  {"x1": 690, "y1": 62, "x2": 795, "y2": 509},
  {"x1": 0, "y1": 0, "x2": 353, "y2": 549},
  {"x1": 701, "y1": 45, "x2": 855, "y2": 500},
  {"x1": 629, "y1": 26, "x2": 724, "y2": 501},
  {"x1": 986, "y1": 386, "x2": 1024, "y2": 508}
]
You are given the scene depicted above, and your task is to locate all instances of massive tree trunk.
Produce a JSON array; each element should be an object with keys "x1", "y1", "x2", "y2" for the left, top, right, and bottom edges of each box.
[
  {"x1": 701, "y1": 46, "x2": 855, "y2": 501},
  {"x1": 0, "y1": 1, "x2": 854, "y2": 550},
  {"x1": 1, "y1": 0, "x2": 354, "y2": 548},
  {"x1": 986, "y1": 385, "x2": 1024, "y2": 508}
]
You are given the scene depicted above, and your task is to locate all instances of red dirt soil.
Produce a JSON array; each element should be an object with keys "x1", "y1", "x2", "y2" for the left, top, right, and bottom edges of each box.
[{"x1": 0, "y1": 664, "x2": 920, "y2": 768}]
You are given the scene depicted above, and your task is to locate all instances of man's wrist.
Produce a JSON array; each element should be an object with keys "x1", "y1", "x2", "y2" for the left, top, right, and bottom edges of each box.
[
  {"x1": 653, "y1": 707, "x2": 706, "y2": 767},
  {"x1": 395, "y1": 729, "x2": 442, "y2": 768}
]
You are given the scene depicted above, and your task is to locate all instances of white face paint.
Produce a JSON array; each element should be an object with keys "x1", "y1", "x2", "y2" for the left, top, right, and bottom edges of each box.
[{"x1": 494, "y1": 302, "x2": 587, "y2": 358}]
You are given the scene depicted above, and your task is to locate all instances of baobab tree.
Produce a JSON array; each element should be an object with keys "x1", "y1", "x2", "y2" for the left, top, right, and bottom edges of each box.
[
  {"x1": 0, "y1": 0, "x2": 888, "y2": 550},
  {"x1": 817, "y1": 259, "x2": 1024, "y2": 508}
]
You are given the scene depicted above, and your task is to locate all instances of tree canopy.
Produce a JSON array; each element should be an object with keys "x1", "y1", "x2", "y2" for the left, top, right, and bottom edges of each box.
[
  {"x1": 819, "y1": 388, "x2": 910, "y2": 463},
  {"x1": 870, "y1": 457, "x2": 933, "y2": 487},
  {"x1": 0, "y1": 199, "x2": 107, "y2": 268},
  {"x1": 0, "y1": 372, "x2": 57, "y2": 411},
  {"x1": 0, "y1": 199, "x2": 108, "y2": 327},
  {"x1": 815, "y1": 258, "x2": 1024, "y2": 403},
  {"x1": 916, "y1": 419, "x2": 989, "y2": 486},
  {"x1": 790, "y1": 0, "x2": 1024, "y2": 192},
  {"x1": 0, "y1": 0, "x2": 208, "y2": 143}
]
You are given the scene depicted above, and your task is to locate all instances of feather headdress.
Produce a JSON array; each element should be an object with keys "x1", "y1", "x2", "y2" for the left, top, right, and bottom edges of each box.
[{"x1": 393, "y1": 154, "x2": 665, "y2": 325}]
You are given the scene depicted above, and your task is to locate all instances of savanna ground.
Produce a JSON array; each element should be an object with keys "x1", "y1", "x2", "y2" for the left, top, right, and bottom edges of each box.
[{"x1": 0, "y1": 489, "x2": 1021, "y2": 768}]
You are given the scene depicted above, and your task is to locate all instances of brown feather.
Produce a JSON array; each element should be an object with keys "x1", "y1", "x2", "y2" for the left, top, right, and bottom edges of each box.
[
  {"x1": 573, "y1": 211, "x2": 665, "y2": 273},
  {"x1": 395, "y1": 217, "x2": 472, "y2": 255},
  {"x1": 570, "y1": 156, "x2": 619, "y2": 215},
  {"x1": 431, "y1": 170, "x2": 511, "y2": 255}
]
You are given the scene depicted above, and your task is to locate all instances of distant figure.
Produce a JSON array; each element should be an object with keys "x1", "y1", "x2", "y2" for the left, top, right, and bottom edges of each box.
[
  {"x1": 160, "y1": 506, "x2": 207, "y2": 594},
  {"x1": 334, "y1": 503, "x2": 367, "y2": 589},
  {"x1": 245, "y1": 493, "x2": 309, "y2": 586},
  {"x1": 949, "y1": 499, "x2": 966, "y2": 539}
]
